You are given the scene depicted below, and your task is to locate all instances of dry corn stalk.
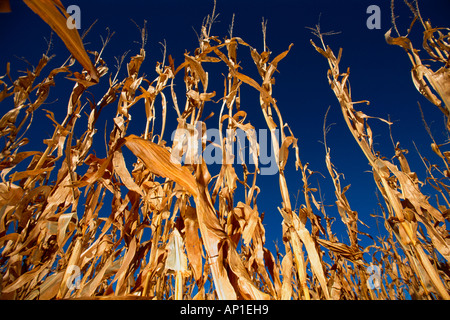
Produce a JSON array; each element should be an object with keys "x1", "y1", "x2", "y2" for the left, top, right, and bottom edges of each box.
[
  {"x1": 311, "y1": 26, "x2": 450, "y2": 299},
  {"x1": 387, "y1": 1, "x2": 450, "y2": 129}
]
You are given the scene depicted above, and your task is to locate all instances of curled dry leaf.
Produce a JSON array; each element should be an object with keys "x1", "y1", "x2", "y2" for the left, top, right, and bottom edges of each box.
[
  {"x1": 124, "y1": 135, "x2": 198, "y2": 197},
  {"x1": 23, "y1": 0, "x2": 99, "y2": 82}
]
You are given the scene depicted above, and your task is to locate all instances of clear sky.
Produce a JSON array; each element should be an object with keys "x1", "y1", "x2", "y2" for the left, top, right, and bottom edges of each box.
[{"x1": 1, "y1": 0, "x2": 450, "y2": 254}]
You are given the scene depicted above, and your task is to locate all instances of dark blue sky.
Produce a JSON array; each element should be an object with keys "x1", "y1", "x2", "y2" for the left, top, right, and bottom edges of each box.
[{"x1": 1, "y1": 0, "x2": 450, "y2": 253}]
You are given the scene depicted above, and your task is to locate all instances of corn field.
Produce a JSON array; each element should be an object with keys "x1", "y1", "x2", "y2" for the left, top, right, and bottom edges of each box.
[{"x1": 0, "y1": 0, "x2": 449, "y2": 300}]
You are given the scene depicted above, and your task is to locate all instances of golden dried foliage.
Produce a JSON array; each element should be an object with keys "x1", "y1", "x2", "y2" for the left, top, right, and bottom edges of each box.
[{"x1": 0, "y1": 0, "x2": 449, "y2": 300}]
